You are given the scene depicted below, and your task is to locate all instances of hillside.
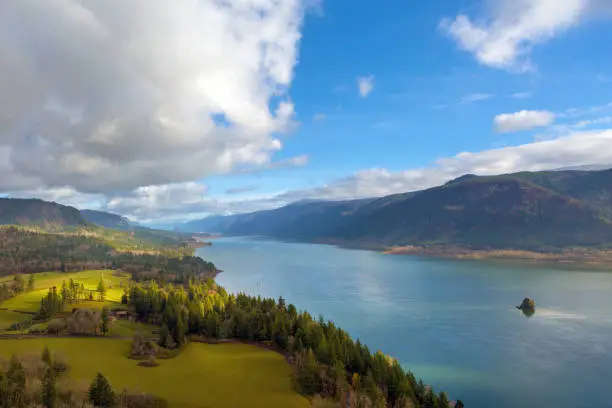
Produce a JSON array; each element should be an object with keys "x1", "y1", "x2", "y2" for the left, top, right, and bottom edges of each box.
[
  {"x1": 80, "y1": 209, "x2": 132, "y2": 229},
  {"x1": 180, "y1": 169, "x2": 612, "y2": 250},
  {"x1": 0, "y1": 198, "x2": 86, "y2": 227}
]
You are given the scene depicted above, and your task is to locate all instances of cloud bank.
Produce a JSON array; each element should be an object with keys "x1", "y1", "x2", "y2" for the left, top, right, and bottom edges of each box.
[{"x1": 0, "y1": 0, "x2": 308, "y2": 194}]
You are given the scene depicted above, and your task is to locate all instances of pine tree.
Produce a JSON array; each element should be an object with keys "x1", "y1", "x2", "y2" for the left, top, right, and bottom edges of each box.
[
  {"x1": 438, "y1": 391, "x2": 450, "y2": 408},
  {"x1": 27, "y1": 274, "x2": 35, "y2": 292},
  {"x1": 88, "y1": 373, "x2": 115, "y2": 407},
  {"x1": 158, "y1": 324, "x2": 169, "y2": 347},
  {"x1": 97, "y1": 276, "x2": 107, "y2": 302},
  {"x1": 42, "y1": 368, "x2": 56, "y2": 408},
  {"x1": 297, "y1": 349, "x2": 320, "y2": 395},
  {"x1": 6, "y1": 354, "x2": 25, "y2": 407},
  {"x1": 100, "y1": 306, "x2": 110, "y2": 336},
  {"x1": 42, "y1": 345, "x2": 52, "y2": 366}
]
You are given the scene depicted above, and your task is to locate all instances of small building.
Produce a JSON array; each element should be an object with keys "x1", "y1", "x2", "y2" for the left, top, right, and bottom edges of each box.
[{"x1": 115, "y1": 310, "x2": 130, "y2": 320}]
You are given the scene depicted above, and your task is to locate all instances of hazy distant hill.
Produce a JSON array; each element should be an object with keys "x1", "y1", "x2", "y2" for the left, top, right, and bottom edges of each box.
[
  {"x1": 180, "y1": 169, "x2": 612, "y2": 250},
  {"x1": 0, "y1": 198, "x2": 87, "y2": 227},
  {"x1": 81, "y1": 209, "x2": 133, "y2": 229}
]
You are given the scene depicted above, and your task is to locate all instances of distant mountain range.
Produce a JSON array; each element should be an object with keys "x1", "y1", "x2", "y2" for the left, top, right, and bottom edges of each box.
[{"x1": 180, "y1": 169, "x2": 612, "y2": 250}]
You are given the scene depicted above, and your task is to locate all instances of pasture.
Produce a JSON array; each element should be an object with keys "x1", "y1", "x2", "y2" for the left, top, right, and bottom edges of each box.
[
  {"x1": 0, "y1": 338, "x2": 310, "y2": 408},
  {"x1": 0, "y1": 270, "x2": 134, "y2": 334}
]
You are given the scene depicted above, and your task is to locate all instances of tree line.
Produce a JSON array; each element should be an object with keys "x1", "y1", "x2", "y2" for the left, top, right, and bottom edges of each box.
[
  {"x1": 0, "y1": 226, "x2": 217, "y2": 280},
  {"x1": 125, "y1": 279, "x2": 460, "y2": 408}
]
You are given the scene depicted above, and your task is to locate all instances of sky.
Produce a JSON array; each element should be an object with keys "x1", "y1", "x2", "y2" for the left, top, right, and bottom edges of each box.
[{"x1": 1, "y1": 0, "x2": 612, "y2": 224}]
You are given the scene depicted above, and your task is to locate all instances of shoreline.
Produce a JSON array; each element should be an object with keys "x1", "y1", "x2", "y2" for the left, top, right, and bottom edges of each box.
[
  {"x1": 198, "y1": 234, "x2": 612, "y2": 267},
  {"x1": 382, "y1": 245, "x2": 612, "y2": 266}
]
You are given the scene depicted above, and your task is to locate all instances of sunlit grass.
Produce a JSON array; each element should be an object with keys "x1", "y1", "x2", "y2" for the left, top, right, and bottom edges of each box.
[
  {"x1": 0, "y1": 338, "x2": 309, "y2": 408},
  {"x1": 0, "y1": 270, "x2": 130, "y2": 330}
]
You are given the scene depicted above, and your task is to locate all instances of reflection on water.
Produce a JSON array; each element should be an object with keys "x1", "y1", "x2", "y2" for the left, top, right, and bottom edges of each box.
[{"x1": 199, "y1": 237, "x2": 612, "y2": 408}]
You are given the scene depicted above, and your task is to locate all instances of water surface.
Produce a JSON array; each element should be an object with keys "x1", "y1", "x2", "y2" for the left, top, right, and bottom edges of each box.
[{"x1": 198, "y1": 237, "x2": 612, "y2": 408}]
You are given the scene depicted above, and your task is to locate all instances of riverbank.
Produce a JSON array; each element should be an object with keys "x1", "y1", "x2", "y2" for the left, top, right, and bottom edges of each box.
[{"x1": 383, "y1": 245, "x2": 612, "y2": 265}]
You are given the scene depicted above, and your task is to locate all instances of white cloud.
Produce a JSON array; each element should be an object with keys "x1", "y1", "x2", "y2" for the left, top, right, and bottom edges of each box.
[
  {"x1": 460, "y1": 93, "x2": 492, "y2": 104},
  {"x1": 441, "y1": 0, "x2": 590, "y2": 71},
  {"x1": 278, "y1": 129, "x2": 612, "y2": 201},
  {"x1": 494, "y1": 110, "x2": 555, "y2": 133},
  {"x1": 313, "y1": 113, "x2": 328, "y2": 121},
  {"x1": 0, "y1": 1, "x2": 308, "y2": 194},
  {"x1": 13, "y1": 128, "x2": 612, "y2": 221},
  {"x1": 511, "y1": 92, "x2": 532, "y2": 99},
  {"x1": 357, "y1": 75, "x2": 375, "y2": 97}
]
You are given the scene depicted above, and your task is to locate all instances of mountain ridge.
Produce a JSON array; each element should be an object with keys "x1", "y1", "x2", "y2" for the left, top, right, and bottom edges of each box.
[{"x1": 179, "y1": 169, "x2": 612, "y2": 251}]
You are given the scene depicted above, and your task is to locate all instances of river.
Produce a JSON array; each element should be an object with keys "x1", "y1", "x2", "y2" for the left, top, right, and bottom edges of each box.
[{"x1": 197, "y1": 236, "x2": 612, "y2": 408}]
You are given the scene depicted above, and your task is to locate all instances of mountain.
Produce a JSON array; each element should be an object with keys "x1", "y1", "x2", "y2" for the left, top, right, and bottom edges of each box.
[
  {"x1": 0, "y1": 198, "x2": 87, "y2": 227},
  {"x1": 80, "y1": 209, "x2": 133, "y2": 229},
  {"x1": 180, "y1": 169, "x2": 612, "y2": 250},
  {"x1": 182, "y1": 198, "x2": 376, "y2": 240}
]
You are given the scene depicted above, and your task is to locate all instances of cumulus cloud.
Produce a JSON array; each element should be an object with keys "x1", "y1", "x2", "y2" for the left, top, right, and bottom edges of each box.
[
  {"x1": 277, "y1": 129, "x2": 612, "y2": 201},
  {"x1": 494, "y1": 110, "x2": 556, "y2": 133},
  {"x1": 440, "y1": 0, "x2": 590, "y2": 71},
  {"x1": 105, "y1": 182, "x2": 280, "y2": 223},
  {"x1": 12, "y1": 129, "x2": 612, "y2": 221},
  {"x1": 0, "y1": 0, "x2": 308, "y2": 194},
  {"x1": 357, "y1": 75, "x2": 375, "y2": 97}
]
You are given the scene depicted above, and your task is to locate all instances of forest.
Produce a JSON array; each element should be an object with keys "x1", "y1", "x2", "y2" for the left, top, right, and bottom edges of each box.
[
  {"x1": 0, "y1": 226, "x2": 216, "y2": 280},
  {"x1": 125, "y1": 277, "x2": 460, "y2": 408}
]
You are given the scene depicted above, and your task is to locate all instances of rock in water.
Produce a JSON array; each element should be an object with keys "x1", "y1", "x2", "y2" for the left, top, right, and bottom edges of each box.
[{"x1": 516, "y1": 297, "x2": 536, "y2": 316}]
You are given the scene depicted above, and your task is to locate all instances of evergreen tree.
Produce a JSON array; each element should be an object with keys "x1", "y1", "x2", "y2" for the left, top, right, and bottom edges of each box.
[
  {"x1": 97, "y1": 276, "x2": 107, "y2": 302},
  {"x1": 297, "y1": 349, "x2": 320, "y2": 395},
  {"x1": 100, "y1": 306, "x2": 110, "y2": 336},
  {"x1": 158, "y1": 324, "x2": 169, "y2": 347},
  {"x1": 42, "y1": 345, "x2": 52, "y2": 366},
  {"x1": 42, "y1": 368, "x2": 56, "y2": 408},
  {"x1": 13, "y1": 275, "x2": 25, "y2": 293},
  {"x1": 6, "y1": 355, "x2": 25, "y2": 407},
  {"x1": 88, "y1": 373, "x2": 115, "y2": 407},
  {"x1": 438, "y1": 391, "x2": 450, "y2": 408},
  {"x1": 27, "y1": 274, "x2": 35, "y2": 292}
]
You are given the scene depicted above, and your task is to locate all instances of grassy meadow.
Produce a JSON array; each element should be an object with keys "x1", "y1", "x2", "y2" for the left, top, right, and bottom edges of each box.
[
  {"x1": 0, "y1": 338, "x2": 310, "y2": 408},
  {"x1": 0, "y1": 270, "x2": 155, "y2": 336},
  {"x1": 2, "y1": 270, "x2": 129, "y2": 313}
]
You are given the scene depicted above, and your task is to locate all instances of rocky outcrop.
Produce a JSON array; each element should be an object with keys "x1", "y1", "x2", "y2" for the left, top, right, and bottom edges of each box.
[{"x1": 516, "y1": 298, "x2": 536, "y2": 316}]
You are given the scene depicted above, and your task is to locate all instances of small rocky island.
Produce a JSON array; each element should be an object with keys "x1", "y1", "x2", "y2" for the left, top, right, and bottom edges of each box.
[{"x1": 517, "y1": 297, "x2": 536, "y2": 317}]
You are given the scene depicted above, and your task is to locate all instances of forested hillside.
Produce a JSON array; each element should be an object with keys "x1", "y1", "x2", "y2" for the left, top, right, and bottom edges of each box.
[
  {"x1": 180, "y1": 169, "x2": 612, "y2": 250},
  {"x1": 0, "y1": 198, "x2": 86, "y2": 227}
]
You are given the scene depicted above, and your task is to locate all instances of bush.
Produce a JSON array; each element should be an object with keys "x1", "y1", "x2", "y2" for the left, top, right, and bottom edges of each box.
[
  {"x1": 52, "y1": 352, "x2": 71, "y2": 377},
  {"x1": 117, "y1": 390, "x2": 168, "y2": 408}
]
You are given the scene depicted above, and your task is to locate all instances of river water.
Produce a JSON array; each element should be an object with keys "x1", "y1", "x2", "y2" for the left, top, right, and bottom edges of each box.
[{"x1": 197, "y1": 236, "x2": 612, "y2": 408}]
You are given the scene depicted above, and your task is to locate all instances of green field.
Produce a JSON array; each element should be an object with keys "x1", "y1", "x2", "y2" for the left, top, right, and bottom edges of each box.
[
  {"x1": 0, "y1": 310, "x2": 29, "y2": 330},
  {"x1": 0, "y1": 270, "x2": 140, "y2": 334},
  {"x1": 2, "y1": 270, "x2": 129, "y2": 312},
  {"x1": 0, "y1": 338, "x2": 309, "y2": 408}
]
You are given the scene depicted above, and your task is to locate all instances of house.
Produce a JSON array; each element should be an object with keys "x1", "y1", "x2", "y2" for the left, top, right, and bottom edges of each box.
[{"x1": 114, "y1": 310, "x2": 130, "y2": 320}]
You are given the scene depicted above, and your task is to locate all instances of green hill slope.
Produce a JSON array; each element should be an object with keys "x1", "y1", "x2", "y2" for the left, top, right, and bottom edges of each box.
[
  {"x1": 0, "y1": 198, "x2": 86, "y2": 227},
  {"x1": 181, "y1": 169, "x2": 612, "y2": 250}
]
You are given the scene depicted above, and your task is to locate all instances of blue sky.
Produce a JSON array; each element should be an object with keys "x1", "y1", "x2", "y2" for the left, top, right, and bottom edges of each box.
[
  {"x1": 1, "y1": 0, "x2": 612, "y2": 223},
  {"x1": 203, "y1": 0, "x2": 612, "y2": 205}
]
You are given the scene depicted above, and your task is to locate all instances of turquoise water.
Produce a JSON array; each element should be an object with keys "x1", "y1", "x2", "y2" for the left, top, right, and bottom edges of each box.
[{"x1": 197, "y1": 237, "x2": 612, "y2": 408}]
